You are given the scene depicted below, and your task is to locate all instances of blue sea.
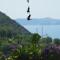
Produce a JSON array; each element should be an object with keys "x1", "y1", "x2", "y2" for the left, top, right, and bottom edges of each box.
[
  {"x1": 16, "y1": 18, "x2": 60, "y2": 38},
  {"x1": 23, "y1": 25, "x2": 60, "y2": 39}
]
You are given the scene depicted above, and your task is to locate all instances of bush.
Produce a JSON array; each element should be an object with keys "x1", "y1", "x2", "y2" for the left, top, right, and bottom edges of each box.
[
  {"x1": 54, "y1": 38, "x2": 60, "y2": 45},
  {"x1": 40, "y1": 45, "x2": 60, "y2": 60}
]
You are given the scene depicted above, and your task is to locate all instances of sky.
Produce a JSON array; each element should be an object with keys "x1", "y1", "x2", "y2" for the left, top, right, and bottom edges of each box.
[{"x1": 0, "y1": 0, "x2": 60, "y2": 19}]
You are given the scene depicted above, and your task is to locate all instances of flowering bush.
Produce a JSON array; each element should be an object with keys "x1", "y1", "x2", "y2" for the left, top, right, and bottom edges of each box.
[{"x1": 40, "y1": 45, "x2": 60, "y2": 60}]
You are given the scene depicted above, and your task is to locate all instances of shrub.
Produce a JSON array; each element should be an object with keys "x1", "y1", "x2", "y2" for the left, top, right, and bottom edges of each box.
[{"x1": 40, "y1": 45, "x2": 60, "y2": 60}]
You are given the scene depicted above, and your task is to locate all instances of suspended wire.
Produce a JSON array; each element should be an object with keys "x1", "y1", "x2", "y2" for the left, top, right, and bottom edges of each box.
[
  {"x1": 27, "y1": 0, "x2": 31, "y2": 20},
  {"x1": 27, "y1": 14, "x2": 31, "y2": 20},
  {"x1": 27, "y1": 0, "x2": 29, "y2": 3},
  {"x1": 27, "y1": 6, "x2": 30, "y2": 13}
]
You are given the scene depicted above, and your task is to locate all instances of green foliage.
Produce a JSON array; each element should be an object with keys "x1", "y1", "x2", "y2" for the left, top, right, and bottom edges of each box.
[
  {"x1": 0, "y1": 11, "x2": 60, "y2": 60},
  {"x1": 54, "y1": 38, "x2": 60, "y2": 45},
  {"x1": 42, "y1": 36, "x2": 52, "y2": 44},
  {"x1": 31, "y1": 33, "x2": 41, "y2": 44},
  {"x1": 0, "y1": 11, "x2": 31, "y2": 40}
]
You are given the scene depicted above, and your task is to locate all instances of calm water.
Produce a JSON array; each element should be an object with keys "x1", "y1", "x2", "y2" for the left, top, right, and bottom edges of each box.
[{"x1": 24, "y1": 25, "x2": 60, "y2": 38}]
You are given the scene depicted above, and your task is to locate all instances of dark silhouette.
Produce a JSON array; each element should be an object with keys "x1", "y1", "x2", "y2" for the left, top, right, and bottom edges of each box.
[
  {"x1": 27, "y1": 14, "x2": 31, "y2": 20},
  {"x1": 27, "y1": 0, "x2": 29, "y2": 3},
  {"x1": 27, "y1": 7, "x2": 30, "y2": 13}
]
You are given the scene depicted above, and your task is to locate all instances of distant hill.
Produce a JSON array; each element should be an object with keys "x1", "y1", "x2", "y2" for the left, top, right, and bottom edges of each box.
[
  {"x1": 0, "y1": 12, "x2": 31, "y2": 38},
  {"x1": 16, "y1": 18, "x2": 60, "y2": 25}
]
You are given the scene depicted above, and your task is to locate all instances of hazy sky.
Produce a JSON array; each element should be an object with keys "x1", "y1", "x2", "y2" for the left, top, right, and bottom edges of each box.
[{"x1": 0, "y1": 0, "x2": 60, "y2": 19}]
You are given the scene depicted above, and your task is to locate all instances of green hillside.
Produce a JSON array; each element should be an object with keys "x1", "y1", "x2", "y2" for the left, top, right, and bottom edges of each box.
[{"x1": 0, "y1": 11, "x2": 31, "y2": 39}]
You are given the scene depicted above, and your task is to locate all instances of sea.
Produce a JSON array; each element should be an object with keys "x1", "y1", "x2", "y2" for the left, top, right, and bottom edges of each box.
[
  {"x1": 16, "y1": 18, "x2": 60, "y2": 39},
  {"x1": 24, "y1": 25, "x2": 60, "y2": 39}
]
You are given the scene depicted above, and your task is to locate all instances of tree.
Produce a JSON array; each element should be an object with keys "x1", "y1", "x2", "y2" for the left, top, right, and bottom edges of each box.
[
  {"x1": 42, "y1": 37, "x2": 52, "y2": 44},
  {"x1": 31, "y1": 33, "x2": 41, "y2": 44},
  {"x1": 54, "y1": 38, "x2": 60, "y2": 45}
]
